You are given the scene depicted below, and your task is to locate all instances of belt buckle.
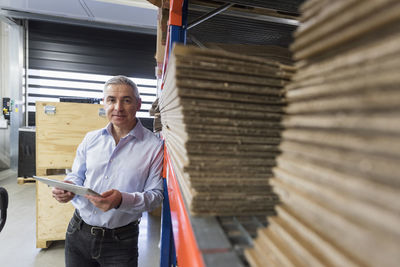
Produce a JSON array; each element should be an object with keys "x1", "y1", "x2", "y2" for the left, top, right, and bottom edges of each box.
[{"x1": 91, "y1": 226, "x2": 105, "y2": 236}]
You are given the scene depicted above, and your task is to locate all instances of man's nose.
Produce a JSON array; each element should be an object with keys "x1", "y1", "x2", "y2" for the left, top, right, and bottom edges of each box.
[{"x1": 114, "y1": 101, "x2": 123, "y2": 110}]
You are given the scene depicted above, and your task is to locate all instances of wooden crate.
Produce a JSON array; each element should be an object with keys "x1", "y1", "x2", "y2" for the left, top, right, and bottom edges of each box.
[{"x1": 35, "y1": 101, "x2": 108, "y2": 248}]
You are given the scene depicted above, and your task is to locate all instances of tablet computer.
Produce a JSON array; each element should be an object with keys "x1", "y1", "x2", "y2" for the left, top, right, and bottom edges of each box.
[{"x1": 33, "y1": 176, "x2": 101, "y2": 197}]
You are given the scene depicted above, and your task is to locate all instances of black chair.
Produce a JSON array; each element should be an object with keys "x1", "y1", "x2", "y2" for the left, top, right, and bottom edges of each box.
[{"x1": 0, "y1": 187, "x2": 8, "y2": 232}]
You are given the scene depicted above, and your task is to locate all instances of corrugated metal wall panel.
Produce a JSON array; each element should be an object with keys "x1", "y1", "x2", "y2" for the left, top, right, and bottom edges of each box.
[{"x1": 28, "y1": 20, "x2": 156, "y2": 78}]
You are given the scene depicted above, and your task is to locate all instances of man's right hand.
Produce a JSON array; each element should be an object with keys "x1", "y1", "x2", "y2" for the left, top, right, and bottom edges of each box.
[{"x1": 52, "y1": 180, "x2": 75, "y2": 203}]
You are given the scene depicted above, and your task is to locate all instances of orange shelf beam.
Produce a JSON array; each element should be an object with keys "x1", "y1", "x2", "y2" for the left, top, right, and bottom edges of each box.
[{"x1": 169, "y1": 0, "x2": 184, "y2": 26}]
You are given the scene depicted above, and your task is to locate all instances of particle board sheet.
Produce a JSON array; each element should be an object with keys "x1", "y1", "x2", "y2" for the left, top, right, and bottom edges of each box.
[
  {"x1": 160, "y1": 44, "x2": 292, "y2": 216},
  {"x1": 246, "y1": 1, "x2": 400, "y2": 266}
]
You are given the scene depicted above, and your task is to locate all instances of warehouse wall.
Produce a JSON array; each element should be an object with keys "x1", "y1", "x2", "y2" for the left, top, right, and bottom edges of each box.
[{"x1": 0, "y1": 20, "x2": 24, "y2": 170}]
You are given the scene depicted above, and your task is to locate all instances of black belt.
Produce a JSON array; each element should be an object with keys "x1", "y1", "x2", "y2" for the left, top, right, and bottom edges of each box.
[{"x1": 73, "y1": 210, "x2": 139, "y2": 238}]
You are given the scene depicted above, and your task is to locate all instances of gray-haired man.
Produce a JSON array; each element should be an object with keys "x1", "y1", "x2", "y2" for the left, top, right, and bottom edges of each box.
[{"x1": 52, "y1": 75, "x2": 164, "y2": 267}]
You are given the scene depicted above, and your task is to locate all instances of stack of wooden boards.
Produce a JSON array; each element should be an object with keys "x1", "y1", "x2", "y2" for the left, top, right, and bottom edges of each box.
[
  {"x1": 206, "y1": 44, "x2": 294, "y2": 65},
  {"x1": 160, "y1": 45, "x2": 294, "y2": 215},
  {"x1": 245, "y1": 0, "x2": 400, "y2": 266}
]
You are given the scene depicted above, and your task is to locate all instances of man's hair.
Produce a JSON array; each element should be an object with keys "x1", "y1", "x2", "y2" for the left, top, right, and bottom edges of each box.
[{"x1": 104, "y1": 75, "x2": 140, "y2": 100}]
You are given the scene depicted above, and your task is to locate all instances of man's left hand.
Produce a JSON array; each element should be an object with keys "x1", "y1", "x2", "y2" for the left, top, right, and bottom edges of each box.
[{"x1": 85, "y1": 189, "x2": 122, "y2": 212}]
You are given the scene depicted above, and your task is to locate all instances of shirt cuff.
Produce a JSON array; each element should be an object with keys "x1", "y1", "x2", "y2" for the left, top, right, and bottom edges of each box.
[{"x1": 118, "y1": 192, "x2": 135, "y2": 210}]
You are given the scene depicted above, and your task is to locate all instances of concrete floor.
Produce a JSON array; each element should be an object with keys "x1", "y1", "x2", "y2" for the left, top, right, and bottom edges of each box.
[{"x1": 0, "y1": 170, "x2": 162, "y2": 267}]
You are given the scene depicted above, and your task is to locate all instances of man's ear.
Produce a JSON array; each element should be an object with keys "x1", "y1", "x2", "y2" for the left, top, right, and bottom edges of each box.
[{"x1": 136, "y1": 98, "x2": 142, "y2": 111}]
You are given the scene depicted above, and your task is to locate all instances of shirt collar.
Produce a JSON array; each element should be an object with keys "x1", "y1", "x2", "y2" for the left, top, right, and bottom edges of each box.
[{"x1": 101, "y1": 119, "x2": 145, "y2": 140}]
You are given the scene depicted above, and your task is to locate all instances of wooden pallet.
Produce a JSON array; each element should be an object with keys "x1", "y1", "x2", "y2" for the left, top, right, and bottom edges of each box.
[{"x1": 17, "y1": 177, "x2": 35, "y2": 185}]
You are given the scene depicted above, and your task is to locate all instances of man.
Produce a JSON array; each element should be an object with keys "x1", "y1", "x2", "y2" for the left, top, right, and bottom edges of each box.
[{"x1": 52, "y1": 75, "x2": 164, "y2": 267}]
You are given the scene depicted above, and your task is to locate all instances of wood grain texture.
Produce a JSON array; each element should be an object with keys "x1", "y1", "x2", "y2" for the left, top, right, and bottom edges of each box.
[
  {"x1": 35, "y1": 102, "x2": 108, "y2": 248},
  {"x1": 36, "y1": 175, "x2": 74, "y2": 248},
  {"x1": 35, "y1": 102, "x2": 108, "y2": 170}
]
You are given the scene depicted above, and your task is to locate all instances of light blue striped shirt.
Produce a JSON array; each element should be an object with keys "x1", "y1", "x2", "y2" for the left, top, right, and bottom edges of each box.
[{"x1": 65, "y1": 119, "x2": 164, "y2": 228}]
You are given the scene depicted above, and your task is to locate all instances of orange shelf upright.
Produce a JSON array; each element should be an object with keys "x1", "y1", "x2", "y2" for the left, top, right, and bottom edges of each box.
[
  {"x1": 169, "y1": 0, "x2": 184, "y2": 26},
  {"x1": 161, "y1": 1, "x2": 205, "y2": 266},
  {"x1": 165, "y1": 147, "x2": 206, "y2": 267}
]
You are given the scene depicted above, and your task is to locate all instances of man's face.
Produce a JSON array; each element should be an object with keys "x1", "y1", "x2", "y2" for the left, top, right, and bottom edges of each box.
[{"x1": 103, "y1": 84, "x2": 141, "y2": 130}]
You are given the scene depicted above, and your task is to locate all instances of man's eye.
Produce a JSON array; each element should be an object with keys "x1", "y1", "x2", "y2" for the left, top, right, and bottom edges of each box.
[
  {"x1": 124, "y1": 99, "x2": 131, "y2": 103},
  {"x1": 108, "y1": 98, "x2": 115, "y2": 103}
]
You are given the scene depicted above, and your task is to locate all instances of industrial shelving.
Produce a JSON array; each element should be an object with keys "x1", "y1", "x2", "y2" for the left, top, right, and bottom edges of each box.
[{"x1": 158, "y1": 1, "x2": 302, "y2": 266}]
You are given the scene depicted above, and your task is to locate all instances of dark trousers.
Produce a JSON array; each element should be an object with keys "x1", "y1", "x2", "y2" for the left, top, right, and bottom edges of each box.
[{"x1": 65, "y1": 211, "x2": 139, "y2": 267}]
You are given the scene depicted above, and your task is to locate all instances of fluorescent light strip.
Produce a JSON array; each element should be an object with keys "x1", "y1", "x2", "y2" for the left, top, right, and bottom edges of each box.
[
  {"x1": 28, "y1": 69, "x2": 157, "y2": 86},
  {"x1": 139, "y1": 95, "x2": 157, "y2": 102},
  {"x1": 28, "y1": 69, "x2": 111, "y2": 82},
  {"x1": 28, "y1": 105, "x2": 153, "y2": 118},
  {"x1": 136, "y1": 111, "x2": 152, "y2": 118},
  {"x1": 29, "y1": 78, "x2": 104, "y2": 90},
  {"x1": 28, "y1": 97, "x2": 60, "y2": 103},
  {"x1": 28, "y1": 91, "x2": 155, "y2": 103},
  {"x1": 137, "y1": 86, "x2": 157, "y2": 94},
  {"x1": 29, "y1": 87, "x2": 103, "y2": 98}
]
